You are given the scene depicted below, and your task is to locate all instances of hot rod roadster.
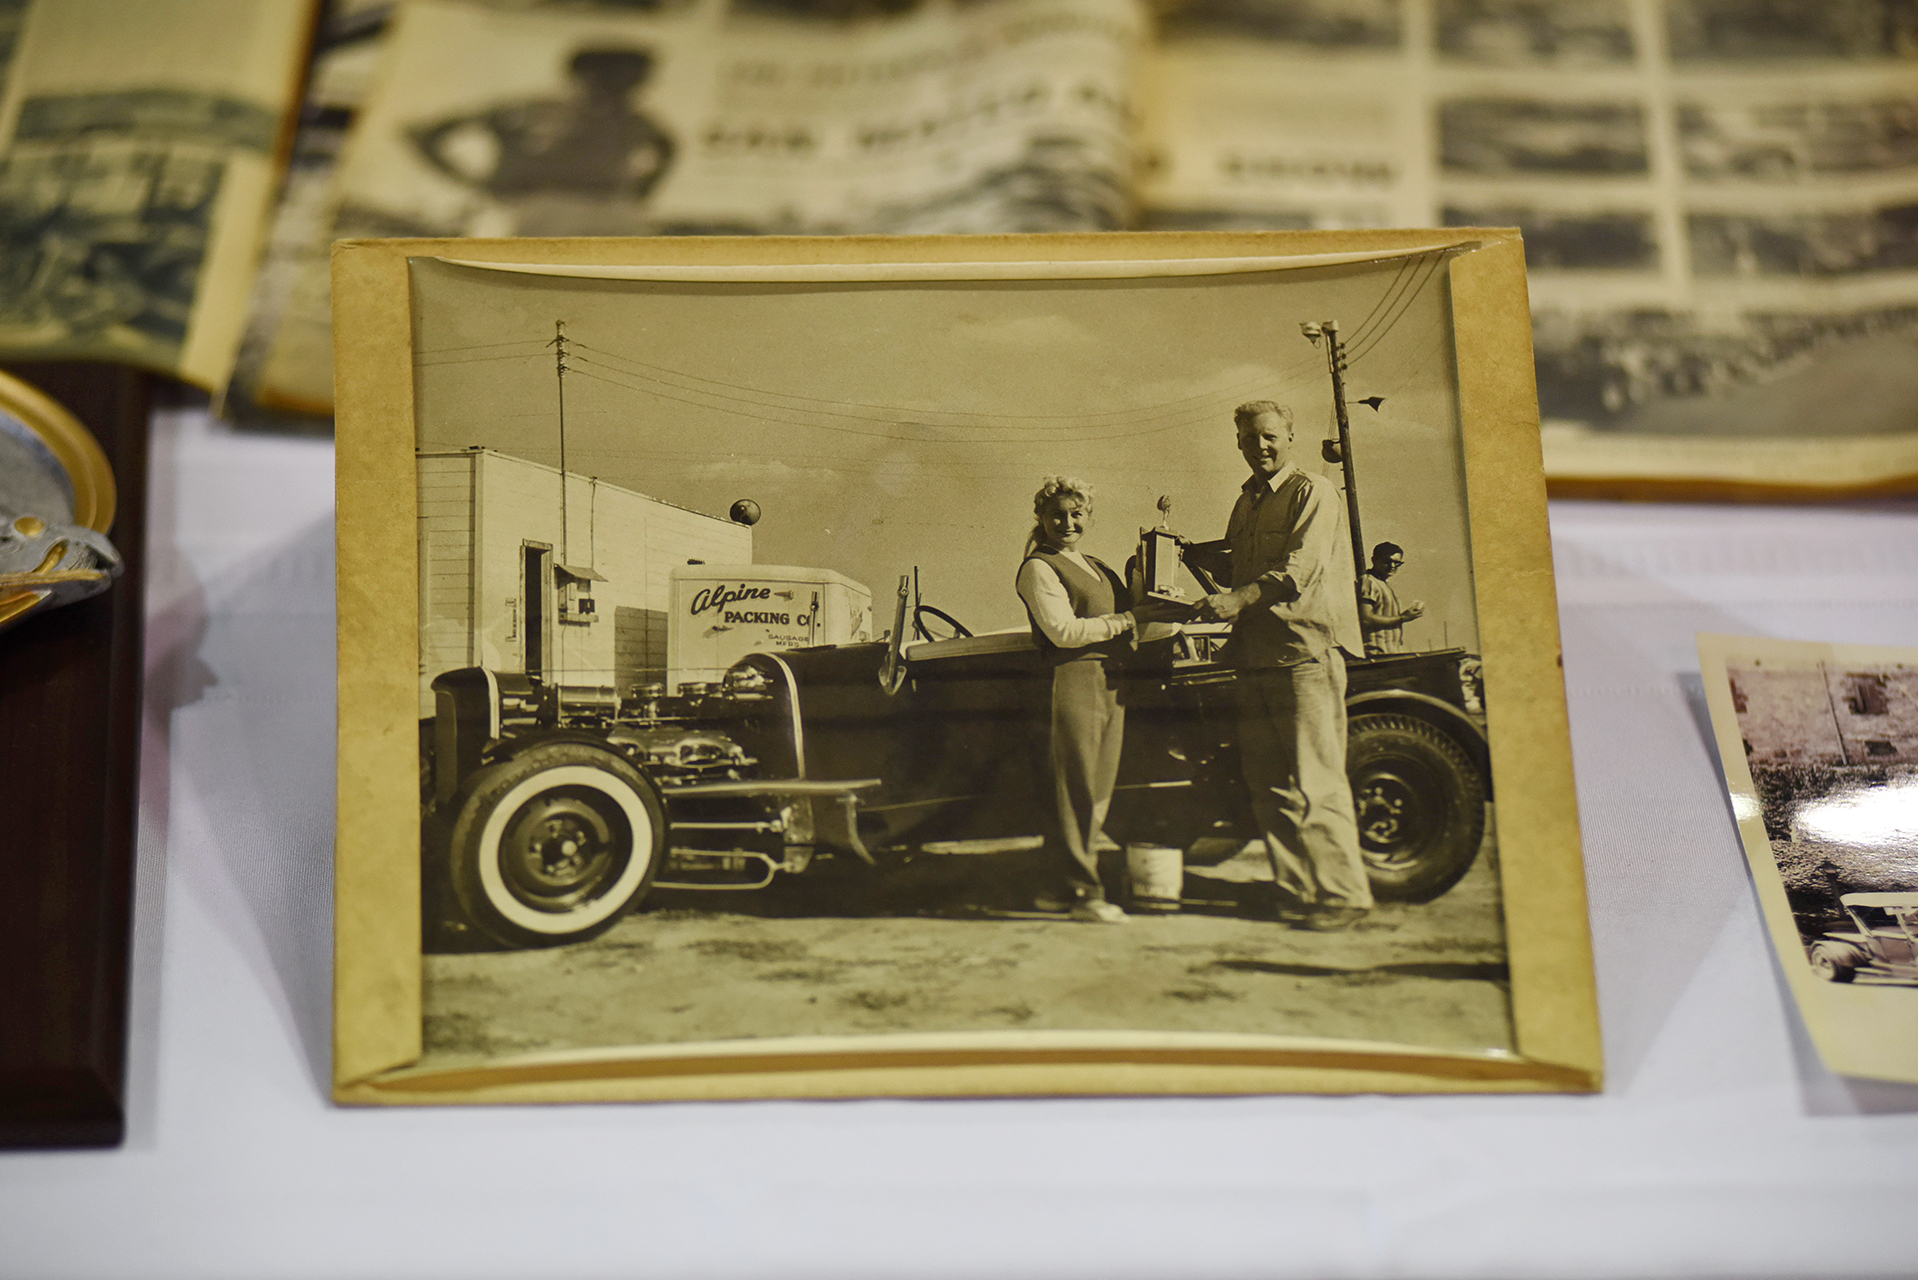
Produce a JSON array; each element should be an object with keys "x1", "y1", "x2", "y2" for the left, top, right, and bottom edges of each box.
[
  {"x1": 421, "y1": 578, "x2": 1491, "y2": 950},
  {"x1": 1807, "y1": 893, "x2": 1918, "y2": 986}
]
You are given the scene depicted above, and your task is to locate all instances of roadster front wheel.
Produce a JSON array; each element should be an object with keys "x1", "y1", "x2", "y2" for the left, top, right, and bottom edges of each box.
[
  {"x1": 446, "y1": 742, "x2": 665, "y2": 949},
  {"x1": 1346, "y1": 714, "x2": 1486, "y2": 903}
]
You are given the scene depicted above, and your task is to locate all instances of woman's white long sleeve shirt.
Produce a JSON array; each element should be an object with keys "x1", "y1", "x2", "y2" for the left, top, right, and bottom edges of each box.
[{"x1": 1015, "y1": 551, "x2": 1135, "y2": 649}]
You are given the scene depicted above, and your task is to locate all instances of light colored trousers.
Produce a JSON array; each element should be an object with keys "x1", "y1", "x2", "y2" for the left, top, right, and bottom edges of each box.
[
  {"x1": 1236, "y1": 654, "x2": 1374, "y2": 909},
  {"x1": 1049, "y1": 659, "x2": 1124, "y2": 902}
]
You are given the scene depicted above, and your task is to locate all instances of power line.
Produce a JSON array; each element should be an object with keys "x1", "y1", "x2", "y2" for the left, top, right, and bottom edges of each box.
[
  {"x1": 1344, "y1": 254, "x2": 1438, "y2": 361},
  {"x1": 557, "y1": 439, "x2": 1248, "y2": 478},
  {"x1": 1346, "y1": 253, "x2": 1446, "y2": 365},
  {"x1": 1342, "y1": 254, "x2": 1417, "y2": 350},
  {"x1": 561, "y1": 255, "x2": 1417, "y2": 426},
  {"x1": 459, "y1": 345, "x2": 1326, "y2": 431},
  {"x1": 432, "y1": 337, "x2": 1334, "y2": 431},
  {"x1": 567, "y1": 339, "x2": 1325, "y2": 429},
  {"x1": 414, "y1": 338, "x2": 550, "y2": 356},
  {"x1": 563, "y1": 359, "x2": 1322, "y2": 446},
  {"x1": 432, "y1": 259, "x2": 1425, "y2": 443},
  {"x1": 414, "y1": 349, "x2": 550, "y2": 369},
  {"x1": 1376, "y1": 321, "x2": 1455, "y2": 400}
]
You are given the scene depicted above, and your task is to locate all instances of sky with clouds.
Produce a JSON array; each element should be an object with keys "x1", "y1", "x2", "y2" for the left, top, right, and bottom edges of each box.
[{"x1": 411, "y1": 253, "x2": 1478, "y2": 648}]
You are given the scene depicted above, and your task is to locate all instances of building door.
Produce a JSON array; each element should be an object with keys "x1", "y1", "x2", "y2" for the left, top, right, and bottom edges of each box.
[{"x1": 522, "y1": 542, "x2": 553, "y2": 679}]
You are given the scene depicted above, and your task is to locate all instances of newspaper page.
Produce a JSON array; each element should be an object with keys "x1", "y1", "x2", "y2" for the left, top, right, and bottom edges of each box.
[
  {"x1": 233, "y1": 0, "x2": 607, "y2": 418},
  {"x1": 1138, "y1": 0, "x2": 1918, "y2": 492},
  {"x1": 250, "y1": 0, "x2": 1145, "y2": 412},
  {"x1": 0, "y1": 0, "x2": 314, "y2": 389},
  {"x1": 228, "y1": 0, "x2": 394, "y2": 418}
]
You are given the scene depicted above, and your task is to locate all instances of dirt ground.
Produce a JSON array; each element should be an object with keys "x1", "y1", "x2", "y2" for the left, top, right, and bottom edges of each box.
[{"x1": 420, "y1": 827, "x2": 1513, "y2": 1069}]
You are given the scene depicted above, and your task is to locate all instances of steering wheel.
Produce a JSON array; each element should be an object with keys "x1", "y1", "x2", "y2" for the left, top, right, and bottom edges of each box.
[{"x1": 912, "y1": 604, "x2": 973, "y2": 642}]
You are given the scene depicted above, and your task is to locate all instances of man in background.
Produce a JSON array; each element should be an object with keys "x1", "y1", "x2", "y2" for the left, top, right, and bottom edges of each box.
[
  {"x1": 1201, "y1": 401, "x2": 1372, "y2": 931},
  {"x1": 1358, "y1": 541, "x2": 1423, "y2": 656}
]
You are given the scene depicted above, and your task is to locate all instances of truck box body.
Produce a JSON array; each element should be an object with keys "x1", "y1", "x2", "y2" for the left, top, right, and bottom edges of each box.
[
  {"x1": 417, "y1": 448, "x2": 752, "y2": 715},
  {"x1": 669, "y1": 565, "x2": 873, "y2": 691}
]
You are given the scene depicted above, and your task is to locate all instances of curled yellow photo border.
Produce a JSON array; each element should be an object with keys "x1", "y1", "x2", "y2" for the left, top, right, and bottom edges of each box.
[{"x1": 332, "y1": 230, "x2": 1600, "y2": 1103}]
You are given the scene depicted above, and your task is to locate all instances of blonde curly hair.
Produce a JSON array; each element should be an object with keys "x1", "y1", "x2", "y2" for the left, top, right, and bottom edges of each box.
[{"x1": 1027, "y1": 475, "x2": 1094, "y2": 554}]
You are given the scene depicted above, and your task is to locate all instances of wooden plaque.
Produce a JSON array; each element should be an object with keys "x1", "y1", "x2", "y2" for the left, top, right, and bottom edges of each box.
[{"x1": 0, "y1": 362, "x2": 151, "y2": 1148}]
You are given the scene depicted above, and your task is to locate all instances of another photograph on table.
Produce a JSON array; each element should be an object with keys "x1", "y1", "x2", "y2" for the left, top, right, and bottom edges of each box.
[
  {"x1": 331, "y1": 229, "x2": 1597, "y2": 1104},
  {"x1": 1699, "y1": 633, "x2": 1918, "y2": 1085}
]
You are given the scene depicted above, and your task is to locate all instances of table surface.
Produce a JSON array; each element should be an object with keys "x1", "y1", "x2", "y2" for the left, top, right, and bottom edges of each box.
[{"x1": 4, "y1": 408, "x2": 1915, "y2": 1280}]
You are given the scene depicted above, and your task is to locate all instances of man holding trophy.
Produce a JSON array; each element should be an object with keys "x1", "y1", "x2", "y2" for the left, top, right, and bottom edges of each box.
[{"x1": 1191, "y1": 401, "x2": 1373, "y2": 932}]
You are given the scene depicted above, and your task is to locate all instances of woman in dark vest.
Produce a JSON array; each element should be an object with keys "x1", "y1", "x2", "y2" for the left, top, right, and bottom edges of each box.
[{"x1": 1016, "y1": 476, "x2": 1177, "y2": 922}]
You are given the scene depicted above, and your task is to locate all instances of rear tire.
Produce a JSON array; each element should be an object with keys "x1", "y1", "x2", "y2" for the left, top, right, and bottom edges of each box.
[
  {"x1": 1347, "y1": 714, "x2": 1486, "y2": 903},
  {"x1": 446, "y1": 742, "x2": 665, "y2": 949},
  {"x1": 1809, "y1": 941, "x2": 1861, "y2": 983}
]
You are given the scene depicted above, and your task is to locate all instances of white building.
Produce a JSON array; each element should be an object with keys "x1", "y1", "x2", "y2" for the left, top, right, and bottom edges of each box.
[{"x1": 416, "y1": 448, "x2": 753, "y2": 715}]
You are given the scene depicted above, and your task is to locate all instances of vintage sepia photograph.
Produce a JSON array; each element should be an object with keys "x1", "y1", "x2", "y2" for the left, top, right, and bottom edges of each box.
[
  {"x1": 409, "y1": 248, "x2": 1505, "y2": 1057},
  {"x1": 1700, "y1": 634, "x2": 1918, "y2": 1084},
  {"x1": 1727, "y1": 656, "x2": 1918, "y2": 959},
  {"x1": 332, "y1": 231, "x2": 1596, "y2": 1102}
]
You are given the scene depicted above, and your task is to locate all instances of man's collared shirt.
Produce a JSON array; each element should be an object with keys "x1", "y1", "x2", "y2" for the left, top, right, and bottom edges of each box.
[
  {"x1": 1225, "y1": 462, "x2": 1364, "y2": 667},
  {"x1": 1359, "y1": 572, "x2": 1405, "y2": 655}
]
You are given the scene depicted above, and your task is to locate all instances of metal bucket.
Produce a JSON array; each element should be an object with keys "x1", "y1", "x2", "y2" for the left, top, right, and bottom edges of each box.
[{"x1": 1126, "y1": 844, "x2": 1183, "y2": 913}]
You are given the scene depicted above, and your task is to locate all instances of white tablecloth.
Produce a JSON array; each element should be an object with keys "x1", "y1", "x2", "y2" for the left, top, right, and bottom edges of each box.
[{"x1": 4, "y1": 408, "x2": 1915, "y2": 1279}]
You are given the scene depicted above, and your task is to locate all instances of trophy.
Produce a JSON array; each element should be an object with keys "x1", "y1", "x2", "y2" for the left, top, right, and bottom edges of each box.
[
  {"x1": 0, "y1": 372, "x2": 122, "y2": 633},
  {"x1": 1139, "y1": 495, "x2": 1184, "y2": 602},
  {"x1": 1138, "y1": 494, "x2": 1234, "y2": 606}
]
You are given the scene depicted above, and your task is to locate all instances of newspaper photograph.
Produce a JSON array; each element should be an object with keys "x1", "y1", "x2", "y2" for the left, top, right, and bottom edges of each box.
[
  {"x1": 249, "y1": 0, "x2": 1144, "y2": 411},
  {"x1": 0, "y1": 0, "x2": 313, "y2": 388}
]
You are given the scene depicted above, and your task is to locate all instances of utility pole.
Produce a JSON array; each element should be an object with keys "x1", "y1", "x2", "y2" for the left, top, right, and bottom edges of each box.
[
  {"x1": 1821, "y1": 663, "x2": 1852, "y2": 766},
  {"x1": 548, "y1": 320, "x2": 569, "y2": 566},
  {"x1": 1302, "y1": 319, "x2": 1366, "y2": 590}
]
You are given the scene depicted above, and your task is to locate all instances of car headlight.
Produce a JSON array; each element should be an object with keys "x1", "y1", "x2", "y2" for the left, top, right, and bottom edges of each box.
[{"x1": 724, "y1": 664, "x2": 772, "y2": 697}]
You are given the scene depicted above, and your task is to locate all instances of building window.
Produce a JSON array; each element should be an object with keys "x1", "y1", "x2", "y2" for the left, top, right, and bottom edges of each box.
[
  {"x1": 1844, "y1": 674, "x2": 1889, "y2": 716},
  {"x1": 1864, "y1": 740, "x2": 1897, "y2": 758}
]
